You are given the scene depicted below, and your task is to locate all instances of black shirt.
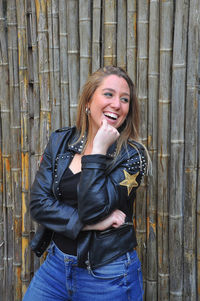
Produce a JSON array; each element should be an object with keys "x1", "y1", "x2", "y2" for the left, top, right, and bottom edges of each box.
[{"x1": 53, "y1": 168, "x2": 81, "y2": 255}]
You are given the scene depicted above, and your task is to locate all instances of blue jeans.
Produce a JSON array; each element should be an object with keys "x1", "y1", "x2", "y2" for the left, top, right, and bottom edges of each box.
[{"x1": 23, "y1": 242, "x2": 144, "y2": 301}]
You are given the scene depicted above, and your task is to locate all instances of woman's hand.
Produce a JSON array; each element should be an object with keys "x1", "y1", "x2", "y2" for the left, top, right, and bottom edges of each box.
[
  {"x1": 82, "y1": 209, "x2": 126, "y2": 231},
  {"x1": 91, "y1": 119, "x2": 120, "y2": 155}
]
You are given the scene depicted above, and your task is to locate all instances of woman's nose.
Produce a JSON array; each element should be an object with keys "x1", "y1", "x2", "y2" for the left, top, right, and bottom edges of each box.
[{"x1": 111, "y1": 97, "x2": 121, "y2": 109}]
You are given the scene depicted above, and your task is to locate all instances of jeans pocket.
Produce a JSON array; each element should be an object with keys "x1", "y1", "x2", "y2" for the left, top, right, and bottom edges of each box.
[{"x1": 89, "y1": 259, "x2": 126, "y2": 280}]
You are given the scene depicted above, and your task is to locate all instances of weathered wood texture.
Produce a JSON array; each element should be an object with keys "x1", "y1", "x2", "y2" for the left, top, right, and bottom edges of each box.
[{"x1": 0, "y1": 1, "x2": 199, "y2": 300}]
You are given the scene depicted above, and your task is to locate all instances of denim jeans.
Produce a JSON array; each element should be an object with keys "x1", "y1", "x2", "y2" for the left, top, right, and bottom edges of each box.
[{"x1": 23, "y1": 242, "x2": 144, "y2": 301}]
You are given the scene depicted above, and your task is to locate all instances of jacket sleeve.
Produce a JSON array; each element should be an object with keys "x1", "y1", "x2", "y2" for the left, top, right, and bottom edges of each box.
[
  {"x1": 78, "y1": 145, "x2": 147, "y2": 224},
  {"x1": 30, "y1": 132, "x2": 83, "y2": 240}
]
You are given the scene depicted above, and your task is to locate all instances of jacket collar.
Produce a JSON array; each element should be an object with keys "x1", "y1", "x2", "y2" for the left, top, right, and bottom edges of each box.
[{"x1": 68, "y1": 128, "x2": 116, "y2": 157}]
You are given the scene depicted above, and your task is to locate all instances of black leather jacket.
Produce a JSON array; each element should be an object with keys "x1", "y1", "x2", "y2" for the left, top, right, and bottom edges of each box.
[{"x1": 30, "y1": 126, "x2": 147, "y2": 269}]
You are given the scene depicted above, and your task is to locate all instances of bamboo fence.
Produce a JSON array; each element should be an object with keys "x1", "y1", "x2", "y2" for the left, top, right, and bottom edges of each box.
[{"x1": 0, "y1": 1, "x2": 199, "y2": 300}]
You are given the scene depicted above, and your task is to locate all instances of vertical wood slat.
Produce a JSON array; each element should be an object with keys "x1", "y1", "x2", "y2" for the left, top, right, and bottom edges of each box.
[
  {"x1": 103, "y1": 0, "x2": 117, "y2": 65},
  {"x1": 35, "y1": 0, "x2": 51, "y2": 152},
  {"x1": 117, "y1": 0, "x2": 126, "y2": 70},
  {"x1": 92, "y1": 0, "x2": 101, "y2": 72},
  {"x1": 7, "y1": 0, "x2": 22, "y2": 299},
  {"x1": 67, "y1": 0, "x2": 79, "y2": 125},
  {"x1": 127, "y1": 0, "x2": 137, "y2": 83},
  {"x1": 183, "y1": 0, "x2": 199, "y2": 300},
  {"x1": 198, "y1": 30, "x2": 200, "y2": 299},
  {"x1": 146, "y1": 0, "x2": 159, "y2": 299},
  {"x1": 16, "y1": 0, "x2": 30, "y2": 296},
  {"x1": 28, "y1": 0, "x2": 41, "y2": 276},
  {"x1": 47, "y1": 0, "x2": 61, "y2": 132},
  {"x1": 197, "y1": 51, "x2": 200, "y2": 300},
  {"x1": 0, "y1": 0, "x2": 12, "y2": 300},
  {"x1": 136, "y1": 1, "x2": 149, "y2": 298},
  {"x1": 157, "y1": 1, "x2": 174, "y2": 300},
  {"x1": 0, "y1": 105, "x2": 3, "y2": 299},
  {"x1": 169, "y1": 1, "x2": 189, "y2": 300},
  {"x1": 79, "y1": 0, "x2": 92, "y2": 90},
  {"x1": 59, "y1": 0, "x2": 70, "y2": 127}
]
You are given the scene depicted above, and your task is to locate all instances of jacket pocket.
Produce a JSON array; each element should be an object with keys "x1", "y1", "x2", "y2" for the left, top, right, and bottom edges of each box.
[
  {"x1": 88, "y1": 224, "x2": 136, "y2": 269},
  {"x1": 95, "y1": 223, "x2": 131, "y2": 239}
]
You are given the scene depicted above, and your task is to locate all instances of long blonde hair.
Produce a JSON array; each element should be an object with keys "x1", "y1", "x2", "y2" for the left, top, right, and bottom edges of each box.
[{"x1": 76, "y1": 66, "x2": 140, "y2": 156}]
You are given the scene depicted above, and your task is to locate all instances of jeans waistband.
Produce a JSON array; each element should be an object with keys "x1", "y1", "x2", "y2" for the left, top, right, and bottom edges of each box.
[{"x1": 49, "y1": 242, "x2": 137, "y2": 266}]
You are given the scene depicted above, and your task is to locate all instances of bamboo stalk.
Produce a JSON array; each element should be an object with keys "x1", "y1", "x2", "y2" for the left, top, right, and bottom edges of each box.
[
  {"x1": 198, "y1": 36, "x2": 200, "y2": 300},
  {"x1": 28, "y1": 0, "x2": 42, "y2": 275},
  {"x1": 47, "y1": 0, "x2": 61, "y2": 131},
  {"x1": 137, "y1": 0, "x2": 148, "y2": 140},
  {"x1": 0, "y1": 0, "x2": 12, "y2": 299},
  {"x1": 127, "y1": 0, "x2": 137, "y2": 83},
  {"x1": 135, "y1": 1, "x2": 149, "y2": 296},
  {"x1": 16, "y1": 0, "x2": 30, "y2": 296},
  {"x1": 59, "y1": 0, "x2": 70, "y2": 127},
  {"x1": 35, "y1": 0, "x2": 52, "y2": 269},
  {"x1": 0, "y1": 107, "x2": 3, "y2": 298},
  {"x1": 35, "y1": 0, "x2": 51, "y2": 151},
  {"x1": 92, "y1": 0, "x2": 101, "y2": 72},
  {"x1": 117, "y1": 0, "x2": 126, "y2": 70},
  {"x1": 29, "y1": 0, "x2": 41, "y2": 182},
  {"x1": 183, "y1": 0, "x2": 199, "y2": 299},
  {"x1": 146, "y1": 0, "x2": 159, "y2": 299},
  {"x1": 169, "y1": 1, "x2": 189, "y2": 300},
  {"x1": 79, "y1": 0, "x2": 92, "y2": 89},
  {"x1": 7, "y1": 0, "x2": 22, "y2": 299},
  {"x1": 157, "y1": 1, "x2": 174, "y2": 300},
  {"x1": 198, "y1": 66, "x2": 200, "y2": 301},
  {"x1": 67, "y1": 0, "x2": 80, "y2": 125},
  {"x1": 103, "y1": 0, "x2": 117, "y2": 66}
]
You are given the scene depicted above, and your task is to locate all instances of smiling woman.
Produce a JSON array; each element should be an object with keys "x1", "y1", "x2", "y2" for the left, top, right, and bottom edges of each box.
[
  {"x1": 23, "y1": 66, "x2": 147, "y2": 301},
  {"x1": 76, "y1": 66, "x2": 141, "y2": 157}
]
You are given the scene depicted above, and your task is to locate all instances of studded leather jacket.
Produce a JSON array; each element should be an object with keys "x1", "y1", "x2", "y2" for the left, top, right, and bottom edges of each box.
[{"x1": 30, "y1": 126, "x2": 147, "y2": 269}]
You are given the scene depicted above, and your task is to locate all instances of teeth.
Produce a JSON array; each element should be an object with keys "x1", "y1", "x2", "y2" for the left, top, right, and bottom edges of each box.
[{"x1": 104, "y1": 112, "x2": 118, "y2": 120}]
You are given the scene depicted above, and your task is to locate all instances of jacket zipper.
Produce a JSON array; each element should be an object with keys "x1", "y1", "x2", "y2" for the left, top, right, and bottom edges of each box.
[{"x1": 85, "y1": 251, "x2": 92, "y2": 272}]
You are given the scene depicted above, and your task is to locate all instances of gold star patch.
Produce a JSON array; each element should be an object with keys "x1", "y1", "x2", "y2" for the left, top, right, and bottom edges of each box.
[{"x1": 119, "y1": 170, "x2": 139, "y2": 196}]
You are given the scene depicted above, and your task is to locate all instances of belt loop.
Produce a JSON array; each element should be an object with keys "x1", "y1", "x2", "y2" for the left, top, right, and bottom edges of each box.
[
  {"x1": 49, "y1": 241, "x2": 55, "y2": 255},
  {"x1": 52, "y1": 243, "x2": 55, "y2": 255},
  {"x1": 126, "y1": 252, "x2": 131, "y2": 264}
]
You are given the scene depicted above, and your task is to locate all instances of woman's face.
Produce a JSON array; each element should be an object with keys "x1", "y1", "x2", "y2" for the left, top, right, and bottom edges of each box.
[{"x1": 88, "y1": 75, "x2": 130, "y2": 136}]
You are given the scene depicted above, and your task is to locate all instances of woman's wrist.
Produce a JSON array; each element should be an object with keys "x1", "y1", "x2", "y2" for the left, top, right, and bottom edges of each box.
[{"x1": 91, "y1": 148, "x2": 107, "y2": 155}]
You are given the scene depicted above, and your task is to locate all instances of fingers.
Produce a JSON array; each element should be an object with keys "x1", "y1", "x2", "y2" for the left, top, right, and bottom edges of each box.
[
  {"x1": 101, "y1": 119, "x2": 120, "y2": 139},
  {"x1": 111, "y1": 209, "x2": 126, "y2": 228},
  {"x1": 92, "y1": 119, "x2": 119, "y2": 154},
  {"x1": 101, "y1": 118, "x2": 107, "y2": 127}
]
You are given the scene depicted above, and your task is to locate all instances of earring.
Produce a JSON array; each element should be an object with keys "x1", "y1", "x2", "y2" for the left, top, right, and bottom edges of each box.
[{"x1": 85, "y1": 107, "x2": 91, "y2": 115}]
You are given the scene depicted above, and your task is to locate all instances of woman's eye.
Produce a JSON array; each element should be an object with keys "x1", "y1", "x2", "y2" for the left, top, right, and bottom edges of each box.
[
  {"x1": 104, "y1": 92, "x2": 113, "y2": 97},
  {"x1": 121, "y1": 97, "x2": 129, "y2": 103}
]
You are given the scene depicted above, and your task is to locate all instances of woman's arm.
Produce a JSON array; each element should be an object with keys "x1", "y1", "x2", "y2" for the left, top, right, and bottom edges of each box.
[
  {"x1": 78, "y1": 120, "x2": 146, "y2": 224},
  {"x1": 30, "y1": 132, "x2": 83, "y2": 240},
  {"x1": 82, "y1": 209, "x2": 126, "y2": 231}
]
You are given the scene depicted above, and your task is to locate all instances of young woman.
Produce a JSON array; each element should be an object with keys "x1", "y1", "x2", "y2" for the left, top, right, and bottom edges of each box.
[{"x1": 23, "y1": 66, "x2": 147, "y2": 301}]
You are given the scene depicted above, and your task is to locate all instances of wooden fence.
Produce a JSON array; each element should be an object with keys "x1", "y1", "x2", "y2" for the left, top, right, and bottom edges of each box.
[{"x1": 0, "y1": 0, "x2": 199, "y2": 300}]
